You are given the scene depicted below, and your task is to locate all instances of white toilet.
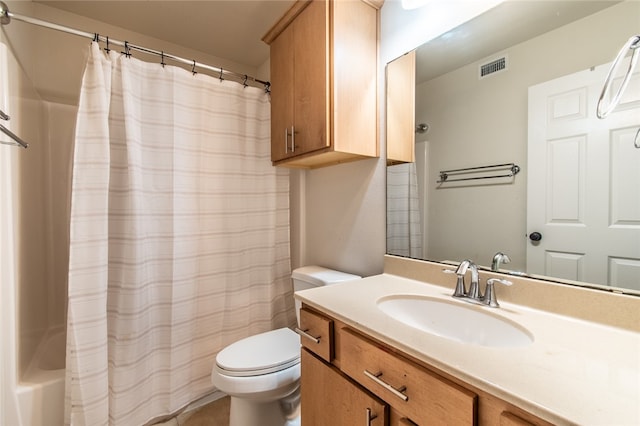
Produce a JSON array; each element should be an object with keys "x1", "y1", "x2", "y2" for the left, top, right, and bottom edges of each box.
[{"x1": 211, "y1": 266, "x2": 361, "y2": 426}]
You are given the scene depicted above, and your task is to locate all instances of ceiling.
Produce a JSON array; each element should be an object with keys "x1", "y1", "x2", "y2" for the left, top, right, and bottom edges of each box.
[
  {"x1": 34, "y1": 0, "x2": 296, "y2": 68},
  {"x1": 415, "y1": 1, "x2": 620, "y2": 83}
]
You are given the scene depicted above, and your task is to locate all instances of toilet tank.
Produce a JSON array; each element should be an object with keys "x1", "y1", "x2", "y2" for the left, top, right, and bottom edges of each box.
[{"x1": 292, "y1": 266, "x2": 361, "y2": 325}]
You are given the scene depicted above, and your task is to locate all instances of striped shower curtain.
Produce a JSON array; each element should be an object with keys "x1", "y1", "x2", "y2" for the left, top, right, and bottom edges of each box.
[
  {"x1": 386, "y1": 163, "x2": 423, "y2": 258},
  {"x1": 65, "y1": 43, "x2": 294, "y2": 426}
]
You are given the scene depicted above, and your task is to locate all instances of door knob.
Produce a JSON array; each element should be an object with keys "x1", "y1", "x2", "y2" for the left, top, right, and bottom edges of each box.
[{"x1": 529, "y1": 232, "x2": 542, "y2": 241}]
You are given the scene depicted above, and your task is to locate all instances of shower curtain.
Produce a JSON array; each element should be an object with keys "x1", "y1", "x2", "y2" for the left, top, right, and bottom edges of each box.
[
  {"x1": 386, "y1": 163, "x2": 423, "y2": 258},
  {"x1": 65, "y1": 43, "x2": 294, "y2": 426}
]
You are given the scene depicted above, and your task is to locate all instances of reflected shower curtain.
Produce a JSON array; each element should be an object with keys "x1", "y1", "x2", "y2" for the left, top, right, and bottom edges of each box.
[
  {"x1": 65, "y1": 43, "x2": 294, "y2": 426},
  {"x1": 386, "y1": 163, "x2": 423, "y2": 258}
]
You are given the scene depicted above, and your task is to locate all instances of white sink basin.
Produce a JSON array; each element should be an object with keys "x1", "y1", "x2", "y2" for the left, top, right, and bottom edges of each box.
[{"x1": 377, "y1": 295, "x2": 534, "y2": 348}]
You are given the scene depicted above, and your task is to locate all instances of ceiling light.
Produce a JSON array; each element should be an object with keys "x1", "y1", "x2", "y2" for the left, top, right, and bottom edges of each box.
[{"x1": 401, "y1": 0, "x2": 432, "y2": 10}]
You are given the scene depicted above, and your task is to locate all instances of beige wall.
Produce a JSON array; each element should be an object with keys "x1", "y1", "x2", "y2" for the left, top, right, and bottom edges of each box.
[
  {"x1": 291, "y1": 158, "x2": 386, "y2": 277},
  {"x1": 415, "y1": 1, "x2": 639, "y2": 271},
  {"x1": 4, "y1": 1, "x2": 260, "y2": 105}
]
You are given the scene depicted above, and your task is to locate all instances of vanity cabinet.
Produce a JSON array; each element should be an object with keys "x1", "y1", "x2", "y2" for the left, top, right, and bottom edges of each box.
[
  {"x1": 341, "y1": 327, "x2": 476, "y2": 425},
  {"x1": 386, "y1": 51, "x2": 416, "y2": 165},
  {"x1": 262, "y1": 0, "x2": 379, "y2": 168},
  {"x1": 301, "y1": 349, "x2": 388, "y2": 425},
  {"x1": 299, "y1": 305, "x2": 553, "y2": 426}
]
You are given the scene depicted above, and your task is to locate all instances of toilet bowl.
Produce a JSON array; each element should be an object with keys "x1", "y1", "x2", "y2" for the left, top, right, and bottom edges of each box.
[
  {"x1": 212, "y1": 328, "x2": 301, "y2": 426},
  {"x1": 211, "y1": 266, "x2": 361, "y2": 426}
]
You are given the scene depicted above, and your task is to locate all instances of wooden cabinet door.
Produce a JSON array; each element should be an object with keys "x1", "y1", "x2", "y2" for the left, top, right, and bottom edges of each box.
[
  {"x1": 302, "y1": 348, "x2": 387, "y2": 426},
  {"x1": 292, "y1": 0, "x2": 329, "y2": 156},
  {"x1": 269, "y1": 23, "x2": 294, "y2": 162},
  {"x1": 386, "y1": 51, "x2": 416, "y2": 164}
]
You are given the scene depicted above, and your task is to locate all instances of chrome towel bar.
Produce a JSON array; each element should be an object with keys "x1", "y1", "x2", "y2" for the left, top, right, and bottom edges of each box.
[
  {"x1": 0, "y1": 109, "x2": 28, "y2": 148},
  {"x1": 437, "y1": 163, "x2": 520, "y2": 184}
]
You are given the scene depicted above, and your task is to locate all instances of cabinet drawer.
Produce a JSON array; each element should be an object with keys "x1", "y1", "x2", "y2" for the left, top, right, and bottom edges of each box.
[
  {"x1": 296, "y1": 307, "x2": 333, "y2": 362},
  {"x1": 302, "y1": 348, "x2": 388, "y2": 426},
  {"x1": 340, "y1": 328, "x2": 477, "y2": 426}
]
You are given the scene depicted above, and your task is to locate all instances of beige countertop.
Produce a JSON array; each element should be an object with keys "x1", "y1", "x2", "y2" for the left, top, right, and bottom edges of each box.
[{"x1": 295, "y1": 273, "x2": 640, "y2": 425}]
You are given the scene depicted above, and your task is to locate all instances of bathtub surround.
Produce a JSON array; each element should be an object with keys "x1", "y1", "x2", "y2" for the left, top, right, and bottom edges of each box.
[
  {"x1": 0, "y1": 35, "x2": 75, "y2": 425},
  {"x1": 66, "y1": 42, "x2": 294, "y2": 425}
]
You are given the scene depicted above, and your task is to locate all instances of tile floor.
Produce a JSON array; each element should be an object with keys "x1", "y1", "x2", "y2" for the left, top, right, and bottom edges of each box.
[{"x1": 155, "y1": 396, "x2": 230, "y2": 426}]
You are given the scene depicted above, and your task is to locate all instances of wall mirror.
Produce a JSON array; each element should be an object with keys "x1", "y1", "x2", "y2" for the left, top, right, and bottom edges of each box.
[{"x1": 386, "y1": 0, "x2": 640, "y2": 295}]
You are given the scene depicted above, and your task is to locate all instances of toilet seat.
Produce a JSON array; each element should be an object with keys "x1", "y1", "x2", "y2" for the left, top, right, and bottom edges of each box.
[{"x1": 216, "y1": 328, "x2": 300, "y2": 377}]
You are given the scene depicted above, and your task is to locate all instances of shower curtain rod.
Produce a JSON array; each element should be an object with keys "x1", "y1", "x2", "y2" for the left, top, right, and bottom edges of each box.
[{"x1": 0, "y1": 1, "x2": 271, "y2": 91}]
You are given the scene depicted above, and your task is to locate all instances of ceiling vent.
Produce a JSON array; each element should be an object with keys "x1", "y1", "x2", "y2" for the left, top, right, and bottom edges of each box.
[{"x1": 479, "y1": 56, "x2": 507, "y2": 79}]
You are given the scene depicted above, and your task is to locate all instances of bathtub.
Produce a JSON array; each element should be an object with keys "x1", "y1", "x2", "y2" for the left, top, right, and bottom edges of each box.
[{"x1": 15, "y1": 330, "x2": 65, "y2": 426}]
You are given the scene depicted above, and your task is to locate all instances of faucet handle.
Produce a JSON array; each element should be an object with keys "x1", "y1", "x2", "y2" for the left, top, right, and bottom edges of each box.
[
  {"x1": 443, "y1": 268, "x2": 466, "y2": 298},
  {"x1": 482, "y1": 278, "x2": 512, "y2": 308}
]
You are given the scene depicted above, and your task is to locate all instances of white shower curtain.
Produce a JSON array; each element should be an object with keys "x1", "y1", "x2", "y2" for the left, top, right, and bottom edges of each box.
[
  {"x1": 65, "y1": 43, "x2": 294, "y2": 426},
  {"x1": 386, "y1": 163, "x2": 423, "y2": 258}
]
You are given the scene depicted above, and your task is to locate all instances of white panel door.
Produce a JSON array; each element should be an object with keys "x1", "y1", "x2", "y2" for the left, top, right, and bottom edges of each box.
[{"x1": 527, "y1": 62, "x2": 640, "y2": 291}]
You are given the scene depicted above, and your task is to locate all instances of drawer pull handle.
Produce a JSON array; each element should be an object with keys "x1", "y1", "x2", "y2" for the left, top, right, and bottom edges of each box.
[
  {"x1": 366, "y1": 407, "x2": 377, "y2": 425},
  {"x1": 285, "y1": 127, "x2": 289, "y2": 153},
  {"x1": 364, "y1": 370, "x2": 409, "y2": 402},
  {"x1": 294, "y1": 327, "x2": 320, "y2": 344}
]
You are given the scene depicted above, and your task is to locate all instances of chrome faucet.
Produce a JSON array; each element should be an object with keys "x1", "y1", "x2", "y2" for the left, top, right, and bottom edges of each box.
[
  {"x1": 461, "y1": 261, "x2": 481, "y2": 301},
  {"x1": 443, "y1": 259, "x2": 479, "y2": 300},
  {"x1": 491, "y1": 252, "x2": 511, "y2": 272},
  {"x1": 444, "y1": 259, "x2": 512, "y2": 308}
]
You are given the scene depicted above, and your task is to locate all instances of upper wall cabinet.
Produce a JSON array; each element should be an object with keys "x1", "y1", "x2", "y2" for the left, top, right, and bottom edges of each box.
[
  {"x1": 263, "y1": 0, "x2": 380, "y2": 169},
  {"x1": 386, "y1": 51, "x2": 416, "y2": 165}
]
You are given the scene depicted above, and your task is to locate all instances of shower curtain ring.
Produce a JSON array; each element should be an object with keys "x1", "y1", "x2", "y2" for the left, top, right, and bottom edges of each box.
[
  {"x1": 219, "y1": 68, "x2": 224, "y2": 82},
  {"x1": 122, "y1": 41, "x2": 131, "y2": 58},
  {"x1": 243, "y1": 75, "x2": 249, "y2": 88},
  {"x1": 192, "y1": 60, "x2": 197, "y2": 75},
  {"x1": 264, "y1": 82, "x2": 271, "y2": 94},
  {"x1": 104, "y1": 36, "x2": 110, "y2": 53},
  {"x1": 160, "y1": 51, "x2": 165, "y2": 68},
  {"x1": 93, "y1": 33, "x2": 99, "y2": 43}
]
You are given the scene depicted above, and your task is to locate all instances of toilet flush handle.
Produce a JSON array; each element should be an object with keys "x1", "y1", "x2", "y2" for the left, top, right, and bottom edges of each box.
[{"x1": 294, "y1": 327, "x2": 320, "y2": 344}]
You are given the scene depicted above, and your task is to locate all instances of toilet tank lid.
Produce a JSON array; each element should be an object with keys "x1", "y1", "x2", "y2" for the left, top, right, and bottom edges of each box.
[{"x1": 291, "y1": 266, "x2": 361, "y2": 287}]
